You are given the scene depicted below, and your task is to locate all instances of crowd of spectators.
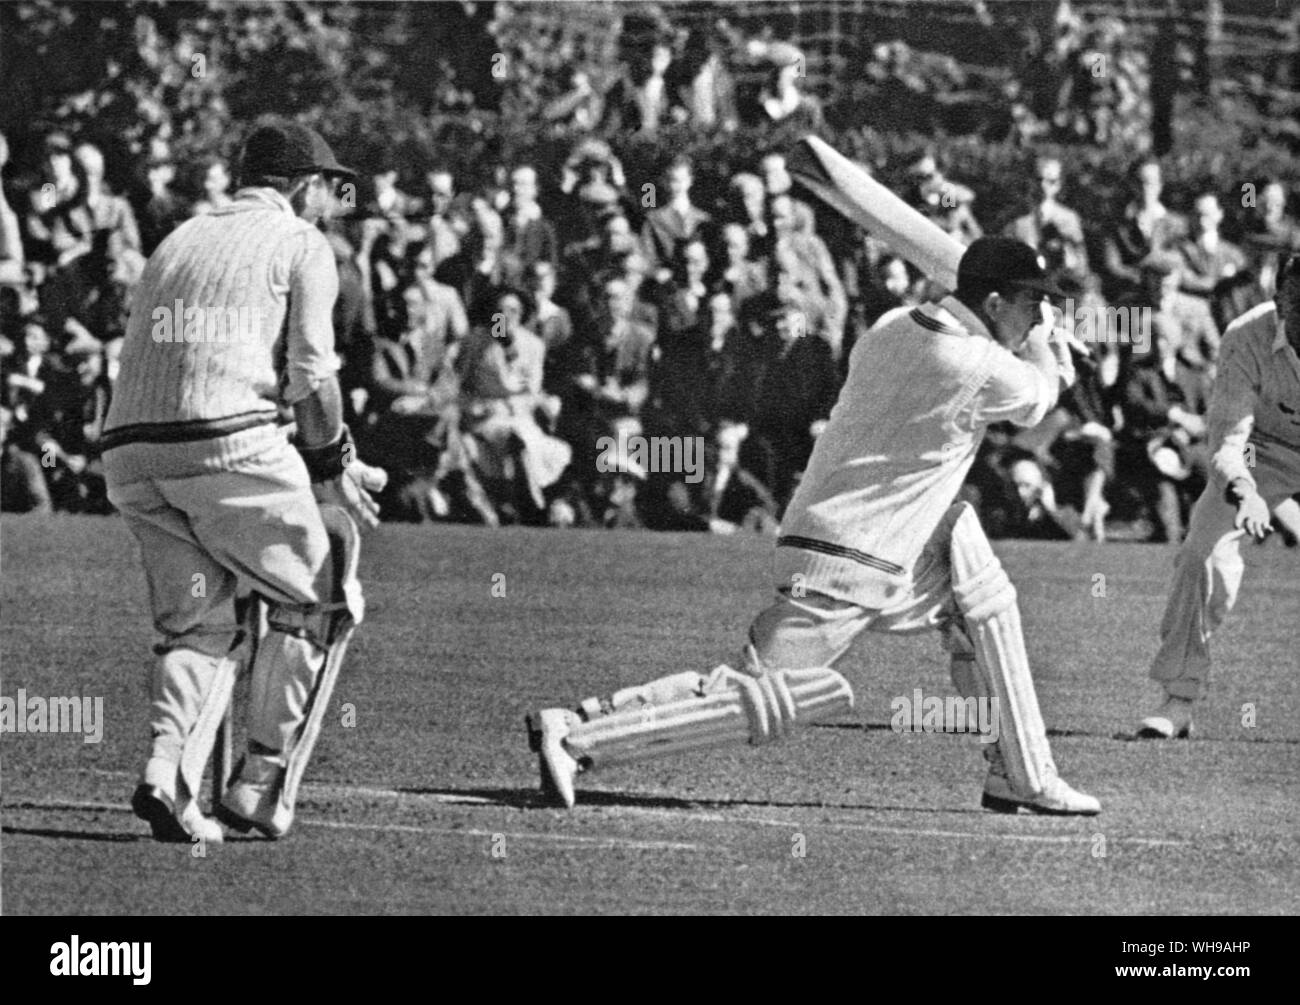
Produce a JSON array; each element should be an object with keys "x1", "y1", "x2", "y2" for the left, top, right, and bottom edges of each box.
[{"x1": 4, "y1": 50, "x2": 1300, "y2": 543}]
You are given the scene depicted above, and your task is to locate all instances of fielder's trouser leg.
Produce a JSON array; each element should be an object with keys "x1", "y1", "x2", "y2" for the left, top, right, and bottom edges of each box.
[
  {"x1": 560, "y1": 594, "x2": 857, "y2": 769},
  {"x1": 1149, "y1": 465, "x2": 1298, "y2": 700}
]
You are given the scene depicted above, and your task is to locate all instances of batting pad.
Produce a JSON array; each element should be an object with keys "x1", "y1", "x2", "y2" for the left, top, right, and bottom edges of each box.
[
  {"x1": 177, "y1": 651, "x2": 240, "y2": 802},
  {"x1": 564, "y1": 664, "x2": 854, "y2": 768},
  {"x1": 948, "y1": 504, "x2": 1056, "y2": 796}
]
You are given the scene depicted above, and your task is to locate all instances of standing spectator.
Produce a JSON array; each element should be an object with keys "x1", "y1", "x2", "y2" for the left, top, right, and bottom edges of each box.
[
  {"x1": 641, "y1": 156, "x2": 711, "y2": 277},
  {"x1": 743, "y1": 40, "x2": 824, "y2": 131},
  {"x1": 502, "y1": 165, "x2": 558, "y2": 288}
]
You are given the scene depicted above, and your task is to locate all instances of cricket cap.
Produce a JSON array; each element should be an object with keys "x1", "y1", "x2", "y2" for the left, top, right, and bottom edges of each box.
[
  {"x1": 958, "y1": 236, "x2": 1062, "y2": 298},
  {"x1": 240, "y1": 117, "x2": 355, "y2": 181}
]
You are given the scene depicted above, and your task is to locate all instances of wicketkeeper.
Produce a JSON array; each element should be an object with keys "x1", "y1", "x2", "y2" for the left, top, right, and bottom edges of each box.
[
  {"x1": 103, "y1": 118, "x2": 385, "y2": 842},
  {"x1": 529, "y1": 237, "x2": 1100, "y2": 815},
  {"x1": 1138, "y1": 255, "x2": 1300, "y2": 738}
]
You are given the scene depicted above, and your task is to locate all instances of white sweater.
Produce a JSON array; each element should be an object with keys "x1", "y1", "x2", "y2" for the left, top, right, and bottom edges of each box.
[{"x1": 774, "y1": 296, "x2": 1055, "y2": 608}]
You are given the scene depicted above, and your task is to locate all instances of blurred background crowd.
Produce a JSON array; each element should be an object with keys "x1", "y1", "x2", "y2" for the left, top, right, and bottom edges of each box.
[{"x1": 4, "y1": 0, "x2": 1300, "y2": 543}]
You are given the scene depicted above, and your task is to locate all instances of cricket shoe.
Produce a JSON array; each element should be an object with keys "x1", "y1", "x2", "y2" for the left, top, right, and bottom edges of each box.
[
  {"x1": 981, "y1": 771, "x2": 1101, "y2": 816},
  {"x1": 132, "y1": 757, "x2": 223, "y2": 844},
  {"x1": 526, "y1": 708, "x2": 582, "y2": 809},
  {"x1": 216, "y1": 751, "x2": 290, "y2": 838},
  {"x1": 1136, "y1": 695, "x2": 1195, "y2": 739}
]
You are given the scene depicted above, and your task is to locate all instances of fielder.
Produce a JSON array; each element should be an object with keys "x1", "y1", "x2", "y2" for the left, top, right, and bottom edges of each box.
[
  {"x1": 529, "y1": 237, "x2": 1100, "y2": 815},
  {"x1": 103, "y1": 118, "x2": 385, "y2": 842},
  {"x1": 1138, "y1": 255, "x2": 1300, "y2": 738}
]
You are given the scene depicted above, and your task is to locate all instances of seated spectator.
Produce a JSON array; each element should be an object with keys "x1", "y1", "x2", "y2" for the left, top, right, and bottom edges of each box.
[
  {"x1": 784, "y1": 197, "x2": 848, "y2": 358},
  {"x1": 191, "y1": 157, "x2": 234, "y2": 215},
  {"x1": 909, "y1": 152, "x2": 982, "y2": 245},
  {"x1": 502, "y1": 165, "x2": 558, "y2": 288},
  {"x1": 860, "y1": 254, "x2": 920, "y2": 329},
  {"x1": 728, "y1": 171, "x2": 768, "y2": 244},
  {"x1": 368, "y1": 282, "x2": 478, "y2": 523},
  {"x1": 0, "y1": 132, "x2": 23, "y2": 290},
  {"x1": 1244, "y1": 180, "x2": 1300, "y2": 297},
  {"x1": 549, "y1": 276, "x2": 656, "y2": 521},
  {"x1": 457, "y1": 288, "x2": 569, "y2": 524},
  {"x1": 1102, "y1": 158, "x2": 1185, "y2": 300},
  {"x1": 641, "y1": 156, "x2": 711, "y2": 278},
  {"x1": 986, "y1": 454, "x2": 1082, "y2": 541},
  {"x1": 742, "y1": 41, "x2": 824, "y2": 132},
  {"x1": 1117, "y1": 308, "x2": 1209, "y2": 543},
  {"x1": 1120, "y1": 253, "x2": 1220, "y2": 382},
  {"x1": 1, "y1": 313, "x2": 81, "y2": 510},
  {"x1": 1002, "y1": 156, "x2": 1088, "y2": 276},
  {"x1": 525, "y1": 260, "x2": 573, "y2": 351},
  {"x1": 425, "y1": 165, "x2": 462, "y2": 266},
  {"x1": 718, "y1": 222, "x2": 766, "y2": 313},
  {"x1": 136, "y1": 155, "x2": 187, "y2": 256},
  {"x1": 717, "y1": 289, "x2": 839, "y2": 512},
  {"x1": 368, "y1": 168, "x2": 421, "y2": 221},
  {"x1": 1177, "y1": 193, "x2": 1248, "y2": 303}
]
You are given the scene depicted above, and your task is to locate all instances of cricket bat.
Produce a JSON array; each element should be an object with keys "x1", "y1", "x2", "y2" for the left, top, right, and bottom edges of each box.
[{"x1": 787, "y1": 135, "x2": 964, "y2": 290}]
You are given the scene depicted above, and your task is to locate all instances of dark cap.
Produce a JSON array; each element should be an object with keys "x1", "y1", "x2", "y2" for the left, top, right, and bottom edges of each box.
[
  {"x1": 239, "y1": 117, "x2": 355, "y2": 181},
  {"x1": 957, "y1": 236, "x2": 1061, "y2": 298}
]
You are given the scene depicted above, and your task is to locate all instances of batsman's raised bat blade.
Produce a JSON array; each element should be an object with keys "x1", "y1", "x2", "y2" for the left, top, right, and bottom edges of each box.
[{"x1": 788, "y1": 135, "x2": 964, "y2": 290}]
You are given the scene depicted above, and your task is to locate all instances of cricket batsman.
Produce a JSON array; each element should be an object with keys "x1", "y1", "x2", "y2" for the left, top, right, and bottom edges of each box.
[
  {"x1": 529, "y1": 236, "x2": 1100, "y2": 815},
  {"x1": 103, "y1": 118, "x2": 386, "y2": 842},
  {"x1": 1138, "y1": 255, "x2": 1300, "y2": 738}
]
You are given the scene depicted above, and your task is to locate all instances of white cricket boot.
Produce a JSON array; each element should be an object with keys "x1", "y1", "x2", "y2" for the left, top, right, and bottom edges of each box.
[
  {"x1": 1136, "y1": 694, "x2": 1195, "y2": 739},
  {"x1": 980, "y1": 747, "x2": 1100, "y2": 815},
  {"x1": 526, "y1": 708, "x2": 581, "y2": 809},
  {"x1": 217, "y1": 751, "x2": 288, "y2": 838},
  {"x1": 132, "y1": 755, "x2": 224, "y2": 844}
]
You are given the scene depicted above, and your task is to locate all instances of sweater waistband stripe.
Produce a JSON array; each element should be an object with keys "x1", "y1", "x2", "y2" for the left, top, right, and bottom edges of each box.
[
  {"x1": 102, "y1": 412, "x2": 277, "y2": 451},
  {"x1": 777, "y1": 535, "x2": 906, "y2": 576}
]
